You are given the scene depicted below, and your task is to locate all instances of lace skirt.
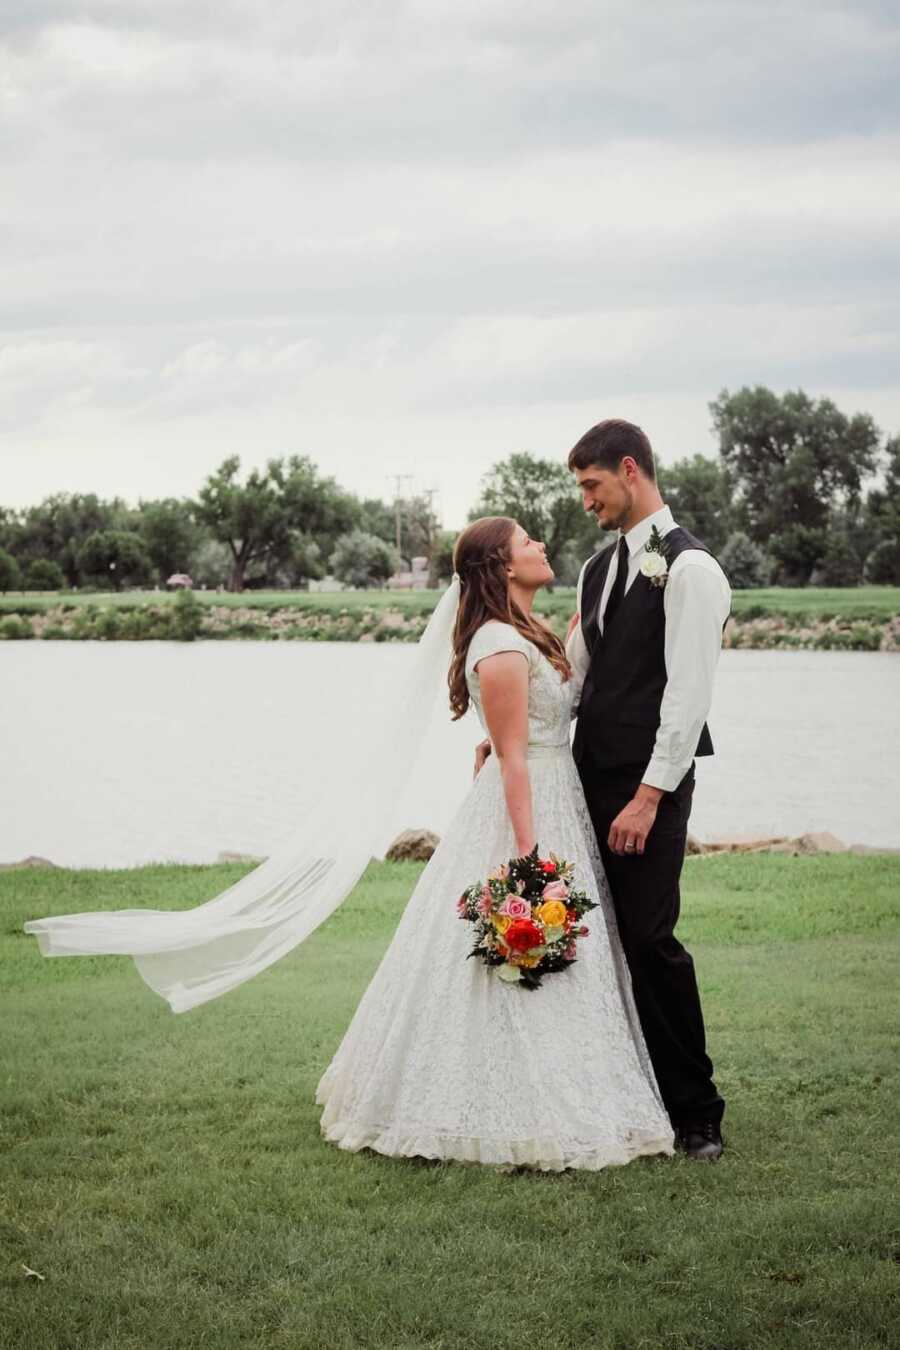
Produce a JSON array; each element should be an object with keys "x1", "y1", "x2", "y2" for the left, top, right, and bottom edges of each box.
[{"x1": 315, "y1": 745, "x2": 675, "y2": 1171}]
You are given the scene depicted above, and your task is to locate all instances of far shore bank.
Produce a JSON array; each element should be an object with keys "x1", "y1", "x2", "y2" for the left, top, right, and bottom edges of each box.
[{"x1": 1, "y1": 585, "x2": 899, "y2": 651}]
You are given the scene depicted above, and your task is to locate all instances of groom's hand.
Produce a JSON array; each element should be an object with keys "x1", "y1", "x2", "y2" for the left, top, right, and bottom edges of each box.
[
  {"x1": 473, "y1": 739, "x2": 492, "y2": 778},
  {"x1": 608, "y1": 785, "x2": 664, "y2": 856}
]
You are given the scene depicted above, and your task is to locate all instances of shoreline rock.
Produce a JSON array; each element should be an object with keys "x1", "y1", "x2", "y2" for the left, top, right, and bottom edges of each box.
[
  {"x1": 386, "y1": 829, "x2": 441, "y2": 862},
  {"x1": 686, "y1": 831, "x2": 900, "y2": 857},
  {"x1": 0, "y1": 855, "x2": 60, "y2": 871}
]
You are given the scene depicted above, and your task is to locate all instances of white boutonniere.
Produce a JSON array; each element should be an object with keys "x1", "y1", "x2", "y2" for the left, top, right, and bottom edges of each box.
[{"x1": 639, "y1": 525, "x2": 669, "y2": 589}]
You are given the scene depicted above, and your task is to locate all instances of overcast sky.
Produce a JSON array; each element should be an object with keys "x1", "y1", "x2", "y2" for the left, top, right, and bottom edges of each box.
[{"x1": 2, "y1": 1, "x2": 899, "y2": 527}]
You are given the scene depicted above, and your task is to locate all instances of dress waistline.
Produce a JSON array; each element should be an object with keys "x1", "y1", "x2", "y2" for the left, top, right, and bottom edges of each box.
[{"x1": 526, "y1": 742, "x2": 571, "y2": 760}]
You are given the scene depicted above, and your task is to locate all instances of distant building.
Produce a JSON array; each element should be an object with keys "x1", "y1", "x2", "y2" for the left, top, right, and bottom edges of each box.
[{"x1": 387, "y1": 557, "x2": 430, "y2": 590}]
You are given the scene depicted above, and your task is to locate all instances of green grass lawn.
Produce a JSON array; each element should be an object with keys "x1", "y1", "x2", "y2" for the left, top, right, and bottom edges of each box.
[
  {"x1": 728, "y1": 587, "x2": 900, "y2": 621},
  {"x1": 3, "y1": 854, "x2": 898, "y2": 1349},
  {"x1": 0, "y1": 588, "x2": 443, "y2": 615},
  {"x1": 3, "y1": 584, "x2": 899, "y2": 624}
]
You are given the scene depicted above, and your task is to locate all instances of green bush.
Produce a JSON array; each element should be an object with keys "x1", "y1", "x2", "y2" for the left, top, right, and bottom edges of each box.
[
  {"x1": 70, "y1": 605, "x2": 101, "y2": 638},
  {"x1": 118, "y1": 608, "x2": 166, "y2": 640},
  {"x1": 329, "y1": 530, "x2": 399, "y2": 589},
  {"x1": 773, "y1": 631, "x2": 807, "y2": 648},
  {"x1": 0, "y1": 548, "x2": 22, "y2": 594},
  {"x1": 814, "y1": 623, "x2": 882, "y2": 651},
  {"x1": 231, "y1": 621, "x2": 267, "y2": 638},
  {"x1": 812, "y1": 532, "x2": 864, "y2": 587},
  {"x1": 719, "y1": 531, "x2": 771, "y2": 588},
  {"x1": 24, "y1": 558, "x2": 65, "y2": 591},
  {"x1": 171, "y1": 588, "x2": 203, "y2": 642},
  {"x1": 94, "y1": 609, "x2": 122, "y2": 641},
  {"x1": 850, "y1": 623, "x2": 883, "y2": 650},
  {"x1": 0, "y1": 615, "x2": 31, "y2": 639},
  {"x1": 864, "y1": 538, "x2": 900, "y2": 585},
  {"x1": 77, "y1": 529, "x2": 152, "y2": 591}
]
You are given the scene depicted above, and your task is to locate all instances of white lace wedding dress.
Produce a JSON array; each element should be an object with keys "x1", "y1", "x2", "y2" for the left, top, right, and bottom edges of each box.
[{"x1": 315, "y1": 620, "x2": 675, "y2": 1170}]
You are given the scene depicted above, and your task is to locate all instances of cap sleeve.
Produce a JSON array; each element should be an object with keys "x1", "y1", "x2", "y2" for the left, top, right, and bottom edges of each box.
[{"x1": 466, "y1": 621, "x2": 535, "y2": 679}]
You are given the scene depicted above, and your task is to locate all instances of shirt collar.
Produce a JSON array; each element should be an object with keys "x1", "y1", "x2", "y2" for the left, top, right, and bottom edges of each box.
[{"x1": 620, "y1": 504, "x2": 675, "y2": 558}]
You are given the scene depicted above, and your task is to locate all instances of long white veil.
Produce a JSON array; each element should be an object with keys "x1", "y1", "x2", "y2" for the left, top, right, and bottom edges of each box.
[{"x1": 24, "y1": 577, "x2": 462, "y2": 1014}]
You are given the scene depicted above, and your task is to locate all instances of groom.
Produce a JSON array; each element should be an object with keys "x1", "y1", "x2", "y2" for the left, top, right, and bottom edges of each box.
[{"x1": 566, "y1": 418, "x2": 730, "y2": 1161}]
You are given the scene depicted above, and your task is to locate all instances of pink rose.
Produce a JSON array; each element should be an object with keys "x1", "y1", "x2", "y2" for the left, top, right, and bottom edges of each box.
[
  {"x1": 541, "y1": 880, "x2": 569, "y2": 901},
  {"x1": 498, "y1": 895, "x2": 531, "y2": 920}
]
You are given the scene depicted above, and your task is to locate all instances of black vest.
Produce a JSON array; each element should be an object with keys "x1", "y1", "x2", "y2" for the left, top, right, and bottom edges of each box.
[{"x1": 572, "y1": 526, "x2": 719, "y2": 772}]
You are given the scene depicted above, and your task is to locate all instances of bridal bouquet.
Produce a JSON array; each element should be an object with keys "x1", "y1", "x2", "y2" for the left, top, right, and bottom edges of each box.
[{"x1": 456, "y1": 845, "x2": 597, "y2": 990}]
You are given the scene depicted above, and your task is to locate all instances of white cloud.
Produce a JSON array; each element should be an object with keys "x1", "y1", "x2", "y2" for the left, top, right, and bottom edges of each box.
[{"x1": 2, "y1": 0, "x2": 899, "y2": 527}]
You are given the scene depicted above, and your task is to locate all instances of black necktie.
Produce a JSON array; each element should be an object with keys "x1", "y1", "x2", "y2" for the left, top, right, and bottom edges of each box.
[{"x1": 602, "y1": 535, "x2": 630, "y2": 633}]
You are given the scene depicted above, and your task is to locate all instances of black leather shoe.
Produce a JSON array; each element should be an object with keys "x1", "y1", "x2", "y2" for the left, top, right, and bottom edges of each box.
[{"x1": 675, "y1": 1120, "x2": 724, "y2": 1161}]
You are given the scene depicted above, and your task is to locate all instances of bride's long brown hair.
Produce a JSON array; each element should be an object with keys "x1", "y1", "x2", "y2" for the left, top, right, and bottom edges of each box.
[{"x1": 448, "y1": 515, "x2": 571, "y2": 720}]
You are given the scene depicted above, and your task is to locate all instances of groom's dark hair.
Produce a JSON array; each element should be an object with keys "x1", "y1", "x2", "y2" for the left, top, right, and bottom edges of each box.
[{"x1": 567, "y1": 419, "x2": 656, "y2": 480}]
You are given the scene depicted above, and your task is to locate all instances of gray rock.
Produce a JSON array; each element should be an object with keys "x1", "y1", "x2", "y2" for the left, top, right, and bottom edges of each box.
[
  {"x1": 694, "y1": 831, "x2": 849, "y2": 857},
  {"x1": 793, "y1": 831, "x2": 847, "y2": 854},
  {"x1": 700, "y1": 837, "x2": 792, "y2": 854},
  {"x1": 386, "y1": 829, "x2": 440, "y2": 862}
]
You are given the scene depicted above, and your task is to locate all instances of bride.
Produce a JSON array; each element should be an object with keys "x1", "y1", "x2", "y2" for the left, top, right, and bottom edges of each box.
[
  {"x1": 24, "y1": 514, "x2": 674, "y2": 1171},
  {"x1": 315, "y1": 516, "x2": 674, "y2": 1169}
]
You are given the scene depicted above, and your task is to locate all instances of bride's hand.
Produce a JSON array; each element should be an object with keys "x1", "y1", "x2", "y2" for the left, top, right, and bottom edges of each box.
[{"x1": 473, "y1": 739, "x2": 492, "y2": 778}]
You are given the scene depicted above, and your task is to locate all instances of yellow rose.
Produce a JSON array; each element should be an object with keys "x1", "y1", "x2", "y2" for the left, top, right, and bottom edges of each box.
[
  {"x1": 512, "y1": 952, "x2": 543, "y2": 968},
  {"x1": 536, "y1": 899, "x2": 567, "y2": 928},
  {"x1": 491, "y1": 913, "x2": 512, "y2": 934}
]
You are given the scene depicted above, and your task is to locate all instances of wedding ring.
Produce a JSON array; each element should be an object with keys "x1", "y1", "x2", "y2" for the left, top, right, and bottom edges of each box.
[{"x1": 625, "y1": 843, "x2": 636, "y2": 852}]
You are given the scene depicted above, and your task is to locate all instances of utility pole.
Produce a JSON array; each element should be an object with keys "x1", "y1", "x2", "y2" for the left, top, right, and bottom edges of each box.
[{"x1": 390, "y1": 473, "x2": 413, "y2": 561}]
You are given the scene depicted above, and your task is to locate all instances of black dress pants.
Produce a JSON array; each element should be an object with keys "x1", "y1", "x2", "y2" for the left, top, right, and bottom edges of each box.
[{"x1": 578, "y1": 759, "x2": 725, "y2": 1128}]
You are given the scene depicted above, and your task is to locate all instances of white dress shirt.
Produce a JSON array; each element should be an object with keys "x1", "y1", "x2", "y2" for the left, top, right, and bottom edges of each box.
[{"x1": 566, "y1": 505, "x2": 731, "y2": 793}]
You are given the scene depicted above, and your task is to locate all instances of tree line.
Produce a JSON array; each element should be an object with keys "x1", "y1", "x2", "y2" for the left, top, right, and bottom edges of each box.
[
  {"x1": 1, "y1": 386, "x2": 898, "y2": 594},
  {"x1": 0, "y1": 455, "x2": 441, "y2": 594},
  {"x1": 453, "y1": 386, "x2": 900, "y2": 589}
]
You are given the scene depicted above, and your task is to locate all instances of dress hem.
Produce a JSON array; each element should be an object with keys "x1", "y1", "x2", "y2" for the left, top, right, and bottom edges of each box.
[{"x1": 316, "y1": 1100, "x2": 675, "y2": 1172}]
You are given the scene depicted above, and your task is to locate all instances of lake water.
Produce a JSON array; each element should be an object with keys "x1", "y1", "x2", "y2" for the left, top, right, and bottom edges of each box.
[{"x1": 2, "y1": 644, "x2": 898, "y2": 868}]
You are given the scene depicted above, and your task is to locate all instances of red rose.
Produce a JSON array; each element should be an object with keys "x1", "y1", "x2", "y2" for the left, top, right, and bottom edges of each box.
[
  {"x1": 540, "y1": 860, "x2": 557, "y2": 875},
  {"x1": 504, "y1": 917, "x2": 546, "y2": 952}
]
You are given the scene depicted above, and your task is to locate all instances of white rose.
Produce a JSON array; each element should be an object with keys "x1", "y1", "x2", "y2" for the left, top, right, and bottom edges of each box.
[{"x1": 640, "y1": 551, "x2": 668, "y2": 579}]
